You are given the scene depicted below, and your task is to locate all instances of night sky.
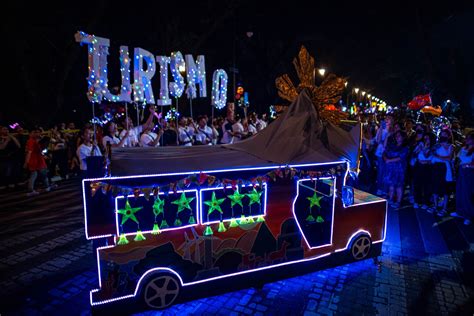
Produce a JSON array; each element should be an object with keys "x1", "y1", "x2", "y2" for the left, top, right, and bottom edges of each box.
[{"x1": 2, "y1": 1, "x2": 474, "y2": 126}]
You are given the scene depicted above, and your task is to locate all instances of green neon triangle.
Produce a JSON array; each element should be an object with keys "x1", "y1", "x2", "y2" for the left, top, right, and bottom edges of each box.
[
  {"x1": 247, "y1": 216, "x2": 255, "y2": 224},
  {"x1": 239, "y1": 215, "x2": 248, "y2": 225},
  {"x1": 117, "y1": 234, "x2": 129, "y2": 245},
  {"x1": 152, "y1": 223, "x2": 161, "y2": 235},
  {"x1": 306, "y1": 214, "x2": 316, "y2": 222},
  {"x1": 256, "y1": 215, "x2": 265, "y2": 222},
  {"x1": 204, "y1": 225, "x2": 213, "y2": 236},
  {"x1": 229, "y1": 218, "x2": 239, "y2": 228},
  {"x1": 316, "y1": 215, "x2": 324, "y2": 223},
  {"x1": 134, "y1": 230, "x2": 146, "y2": 241},
  {"x1": 189, "y1": 214, "x2": 196, "y2": 224},
  {"x1": 218, "y1": 222, "x2": 227, "y2": 233},
  {"x1": 174, "y1": 218, "x2": 182, "y2": 226},
  {"x1": 160, "y1": 219, "x2": 169, "y2": 229}
]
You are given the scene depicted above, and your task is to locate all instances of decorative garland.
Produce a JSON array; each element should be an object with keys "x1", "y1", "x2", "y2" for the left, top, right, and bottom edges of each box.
[{"x1": 89, "y1": 165, "x2": 344, "y2": 199}]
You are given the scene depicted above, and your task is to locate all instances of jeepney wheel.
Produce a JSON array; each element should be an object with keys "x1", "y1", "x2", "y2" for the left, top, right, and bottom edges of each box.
[
  {"x1": 350, "y1": 235, "x2": 371, "y2": 260},
  {"x1": 142, "y1": 274, "x2": 180, "y2": 309}
]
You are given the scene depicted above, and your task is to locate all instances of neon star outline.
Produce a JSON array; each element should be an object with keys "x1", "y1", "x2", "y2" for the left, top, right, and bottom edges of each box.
[
  {"x1": 247, "y1": 188, "x2": 263, "y2": 206},
  {"x1": 204, "y1": 192, "x2": 226, "y2": 215},
  {"x1": 152, "y1": 196, "x2": 165, "y2": 216},
  {"x1": 171, "y1": 192, "x2": 195, "y2": 213},
  {"x1": 307, "y1": 192, "x2": 323, "y2": 209},
  {"x1": 227, "y1": 189, "x2": 246, "y2": 208},
  {"x1": 117, "y1": 200, "x2": 142, "y2": 225}
]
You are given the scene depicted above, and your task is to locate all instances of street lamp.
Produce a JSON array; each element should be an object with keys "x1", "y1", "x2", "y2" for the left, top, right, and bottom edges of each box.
[
  {"x1": 361, "y1": 91, "x2": 366, "y2": 96},
  {"x1": 344, "y1": 81, "x2": 348, "y2": 87},
  {"x1": 318, "y1": 68, "x2": 326, "y2": 76},
  {"x1": 354, "y1": 88, "x2": 359, "y2": 94}
]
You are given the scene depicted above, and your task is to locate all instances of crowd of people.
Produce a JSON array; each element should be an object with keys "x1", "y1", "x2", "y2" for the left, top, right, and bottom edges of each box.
[
  {"x1": 1, "y1": 105, "x2": 472, "y2": 225},
  {"x1": 356, "y1": 112, "x2": 473, "y2": 225},
  {"x1": 0, "y1": 106, "x2": 269, "y2": 196}
]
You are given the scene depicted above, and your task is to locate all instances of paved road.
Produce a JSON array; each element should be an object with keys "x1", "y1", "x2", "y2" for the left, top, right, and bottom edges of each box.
[{"x1": 0, "y1": 179, "x2": 473, "y2": 315}]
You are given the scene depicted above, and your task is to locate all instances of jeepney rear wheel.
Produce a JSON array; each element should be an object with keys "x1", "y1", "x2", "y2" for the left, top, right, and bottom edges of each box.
[
  {"x1": 142, "y1": 273, "x2": 181, "y2": 310},
  {"x1": 350, "y1": 235, "x2": 372, "y2": 260}
]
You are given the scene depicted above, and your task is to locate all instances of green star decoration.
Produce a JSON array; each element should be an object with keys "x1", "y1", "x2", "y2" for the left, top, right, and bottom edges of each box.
[
  {"x1": 227, "y1": 189, "x2": 246, "y2": 208},
  {"x1": 247, "y1": 188, "x2": 263, "y2": 206},
  {"x1": 171, "y1": 192, "x2": 195, "y2": 213},
  {"x1": 307, "y1": 192, "x2": 323, "y2": 209},
  {"x1": 152, "y1": 196, "x2": 165, "y2": 217},
  {"x1": 204, "y1": 192, "x2": 226, "y2": 215},
  {"x1": 117, "y1": 200, "x2": 142, "y2": 225}
]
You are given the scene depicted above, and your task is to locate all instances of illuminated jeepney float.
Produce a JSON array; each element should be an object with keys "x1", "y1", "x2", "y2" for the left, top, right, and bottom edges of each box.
[{"x1": 82, "y1": 91, "x2": 387, "y2": 310}]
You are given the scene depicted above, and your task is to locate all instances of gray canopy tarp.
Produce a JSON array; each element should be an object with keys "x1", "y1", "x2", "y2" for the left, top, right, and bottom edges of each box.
[{"x1": 110, "y1": 90, "x2": 360, "y2": 176}]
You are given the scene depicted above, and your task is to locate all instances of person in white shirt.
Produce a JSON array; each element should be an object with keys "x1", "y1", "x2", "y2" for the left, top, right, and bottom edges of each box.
[
  {"x1": 194, "y1": 116, "x2": 217, "y2": 145},
  {"x1": 243, "y1": 117, "x2": 257, "y2": 136},
  {"x1": 119, "y1": 106, "x2": 156, "y2": 147},
  {"x1": 77, "y1": 128, "x2": 102, "y2": 177},
  {"x1": 248, "y1": 113, "x2": 259, "y2": 135},
  {"x1": 178, "y1": 117, "x2": 194, "y2": 146},
  {"x1": 140, "y1": 123, "x2": 163, "y2": 147},
  {"x1": 232, "y1": 115, "x2": 246, "y2": 143},
  {"x1": 257, "y1": 114, "x2": 268, "y2": 131},
  {"x1": 102, "y1": 122, "x2": 128, "y2": 149},
  {"x1": 221, "y1": 116, "x2": 235, "y2": 144}
]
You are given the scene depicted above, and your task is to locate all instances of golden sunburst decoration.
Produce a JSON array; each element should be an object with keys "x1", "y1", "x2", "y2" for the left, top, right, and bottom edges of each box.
[{"x1": 275, "y1": 46, "x2": 348, "y2": 125}]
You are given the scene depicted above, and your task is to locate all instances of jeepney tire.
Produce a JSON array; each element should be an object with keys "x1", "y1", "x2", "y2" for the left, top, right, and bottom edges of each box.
[
  {"x1": 349, "y1": 234, "x2": 372, "y2": 260},
  {"x1": 141, "y1": 272, "x2": 181, "y2": 310}
]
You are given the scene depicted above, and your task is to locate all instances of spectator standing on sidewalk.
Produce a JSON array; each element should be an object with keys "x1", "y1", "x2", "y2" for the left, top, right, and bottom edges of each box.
[
  {"x1": 453, "y1": 132, "x2": 474, "y2": 225},
  {"x1": 383, "y1": 131, "x2": 409, "y2": 209},
  {"x1": 24, "y1": 127, "x2": 51, "y2": 196},
  {"x1": 0, "y1": 126, "x2": 21, "y2": 189},
  {"x1": 430, "y1": 129, "x2": 455, "y2": 216},
  {"x1": 375, "y1": 115, "x2": 393, "y2": 196},
  {"x1": 412, "y1": 133, "x2": 434, "y2": 209}
]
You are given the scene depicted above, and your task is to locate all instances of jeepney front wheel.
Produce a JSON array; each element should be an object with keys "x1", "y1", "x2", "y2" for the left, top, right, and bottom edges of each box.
[
  {"x1": 350, "y1": 235, "x2": 372, "y2": 260},
  {"x1": 142, "y1": 273, "x2": 181, "y2": 310}
]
